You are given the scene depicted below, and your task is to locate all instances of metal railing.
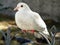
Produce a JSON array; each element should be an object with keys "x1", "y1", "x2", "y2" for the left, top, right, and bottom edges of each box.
[{"x1": 0, "y1": 25, "x2": 57, "y2": 45}]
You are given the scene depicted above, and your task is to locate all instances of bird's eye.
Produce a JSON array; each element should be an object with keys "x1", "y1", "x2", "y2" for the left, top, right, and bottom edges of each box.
[{"x1": 21, "y1": 5, "x2": 23, "y2": 7}]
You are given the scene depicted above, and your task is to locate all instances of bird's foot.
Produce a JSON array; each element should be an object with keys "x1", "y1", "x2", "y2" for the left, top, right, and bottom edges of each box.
[
  {"x1": 27, "y1": 30, "x2": 35, "y2": 34},
  {"x1": 22, "y1": 30, "x2": 35, "y2": 34}
]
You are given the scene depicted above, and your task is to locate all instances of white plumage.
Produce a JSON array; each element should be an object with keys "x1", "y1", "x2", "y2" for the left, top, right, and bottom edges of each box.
[{"x1": 14, "y1": 2, "x2": 49, "y2": 36}]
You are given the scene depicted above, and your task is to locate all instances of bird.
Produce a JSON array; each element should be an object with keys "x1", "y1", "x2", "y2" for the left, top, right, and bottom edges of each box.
[{"x1": 14, "y1": 2, "x2": 50, "y2": 44}]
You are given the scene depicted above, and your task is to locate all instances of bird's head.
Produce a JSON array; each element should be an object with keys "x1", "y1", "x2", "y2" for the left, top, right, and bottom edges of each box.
[{"x1": 14, "y1": 2, "x2": 30, "y2": 11}]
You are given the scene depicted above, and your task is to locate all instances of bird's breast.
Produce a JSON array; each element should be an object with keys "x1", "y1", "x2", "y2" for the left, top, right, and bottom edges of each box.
[{"x1": 15, "y1": 14, "x2": 35, "y2": 30}]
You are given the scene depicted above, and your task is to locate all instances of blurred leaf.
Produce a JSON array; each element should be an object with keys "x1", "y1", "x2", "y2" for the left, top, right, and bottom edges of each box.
[{"x1": 11, "y1": 40, "x2": 20, "y2": 45}]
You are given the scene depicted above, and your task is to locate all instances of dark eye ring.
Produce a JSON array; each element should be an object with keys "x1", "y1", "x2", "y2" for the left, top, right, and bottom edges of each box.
[{"x1": 21, "y1": 5, "x2": 23, "y2": 7}]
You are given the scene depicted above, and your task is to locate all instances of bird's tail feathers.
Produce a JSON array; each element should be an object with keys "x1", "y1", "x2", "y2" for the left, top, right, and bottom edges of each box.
[{"x1": 43, "y1": 28, "x2": 49, "y2": 36}]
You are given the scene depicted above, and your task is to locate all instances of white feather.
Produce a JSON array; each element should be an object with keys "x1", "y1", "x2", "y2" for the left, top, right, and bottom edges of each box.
[{"x1": 14, "y1": 2, "x2": 49, "y2": 37}]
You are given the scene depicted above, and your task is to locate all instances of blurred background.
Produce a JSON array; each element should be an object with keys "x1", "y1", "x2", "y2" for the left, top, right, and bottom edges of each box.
[{"x1": 0, "y1": 0, "x2": 60, "y2": 45}]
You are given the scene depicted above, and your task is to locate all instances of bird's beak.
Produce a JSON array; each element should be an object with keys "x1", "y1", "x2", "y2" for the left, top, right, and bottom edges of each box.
[{"x1": 14, "y1": 7, "x2": 19, "y2": 11}]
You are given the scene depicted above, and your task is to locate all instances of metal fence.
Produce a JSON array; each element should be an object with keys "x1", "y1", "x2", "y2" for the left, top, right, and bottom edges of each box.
[{"x1": 0, "y1": 25, "x2": 57, "y2": 45}]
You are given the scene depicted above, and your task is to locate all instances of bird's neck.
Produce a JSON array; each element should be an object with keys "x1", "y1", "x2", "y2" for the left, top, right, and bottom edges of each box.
[{"x1": 18, "y1": 7, "x2": 32, "y2": 12}]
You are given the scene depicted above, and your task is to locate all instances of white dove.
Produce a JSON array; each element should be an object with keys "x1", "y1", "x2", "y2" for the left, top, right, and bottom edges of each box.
[{"x1": 14, "y1": 2, "x2": 49, "y2": 37}]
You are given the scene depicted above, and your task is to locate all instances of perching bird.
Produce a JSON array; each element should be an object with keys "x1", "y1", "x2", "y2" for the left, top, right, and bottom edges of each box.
[{"x1": 14, "y1": 2, "x2": 49, "y2": 39}]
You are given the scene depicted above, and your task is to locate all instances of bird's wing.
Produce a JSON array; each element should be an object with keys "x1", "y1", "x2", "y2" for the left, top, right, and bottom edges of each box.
[
  {"x1": 31, "y1": 12, "x2": 49, "y2": 35},
  {"x1": 31, "y1": 12, "x2": 47, "y2": 29}
]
